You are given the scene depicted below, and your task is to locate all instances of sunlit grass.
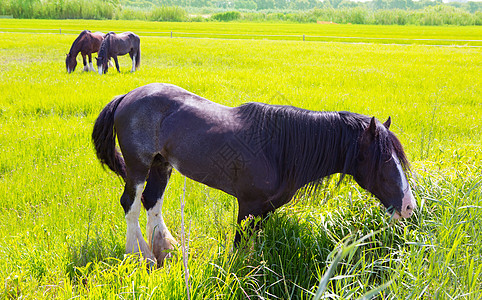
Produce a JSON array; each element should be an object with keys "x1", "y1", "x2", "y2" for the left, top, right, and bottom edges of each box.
[
  {"x1": 0, "y1": 20, "x2": 481, "y2": 299},
  {"x1": 1, "y1": 19, "x2": 482, "y2": 45}
]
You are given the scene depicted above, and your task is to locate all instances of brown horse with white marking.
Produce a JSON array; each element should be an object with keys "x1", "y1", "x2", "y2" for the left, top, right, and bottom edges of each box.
[
  {"x1": 92, "y1": 83, "x2": 416, "y2": 267},
  {"x1": 66, "y1": 30, "x2": 105, "y2": 73}
]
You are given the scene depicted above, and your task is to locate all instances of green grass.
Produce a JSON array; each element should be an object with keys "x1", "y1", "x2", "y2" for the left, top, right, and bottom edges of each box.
[
  {"x1": 0, "y1": 20, "x2": 481, "y2": 299},
  {"x1": 1, "y1": 19, "x2": 482, "y2": 45}
]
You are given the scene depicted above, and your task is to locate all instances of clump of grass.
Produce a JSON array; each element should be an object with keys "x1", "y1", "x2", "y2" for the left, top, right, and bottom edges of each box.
[{"x1": 66, "y1": 220, "x2": 124, "y2": 282}]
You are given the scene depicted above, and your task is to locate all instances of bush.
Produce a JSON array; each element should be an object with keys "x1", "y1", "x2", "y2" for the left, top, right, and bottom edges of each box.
[
  {"x1": 115, "y1": 7, "x2": 147, "y2": 20},
  {"x1": 422, "y1": 5, "x2": 476, "y2": 25},
  {"x1": 149, "y1": 5, "x2": 187, "y2": 22},
  {"x1": 211, "y1": 11, "x2": 241, "y2": 21}
]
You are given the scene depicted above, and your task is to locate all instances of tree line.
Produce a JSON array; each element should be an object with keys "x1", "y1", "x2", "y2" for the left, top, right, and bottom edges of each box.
[
  {"x1": 126, "y1": 0, "x2": 482, "y2": 13},
  {"x1": 1, "y1": 0, "x2": 481, "y2": 25}
]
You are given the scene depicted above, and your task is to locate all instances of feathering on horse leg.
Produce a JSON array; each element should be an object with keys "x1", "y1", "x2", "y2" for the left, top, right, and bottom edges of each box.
[
  {"x1": 122, "y1": 183, "x2": 157, "y2": 265},
  {"x1": 88, "y1": 54, "x2": 95, "y2": 72},
  {"x1": 82, "y1": 54, "x2": 89, "y2": 72},
  {"x1": 146, "y1": 196, "x2": 177, "y2": 267},
  {"x1": 143, "y1": 165, "x2": 178, "y2": 267},
  {"x1": 131, "y1": 56, "x2": 136, "y2": 72}
]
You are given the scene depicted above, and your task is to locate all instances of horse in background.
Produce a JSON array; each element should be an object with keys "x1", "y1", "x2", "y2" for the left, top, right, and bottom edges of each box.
[
  {"x1": 92, "y1": 83, "x2": 416, "y2": 267},
  {"x1": 66, "y1": 30, "x2": 105, "y2": 73},
  {"x1": 96, "y1": 32, "x2": 140, "y2": 75}
]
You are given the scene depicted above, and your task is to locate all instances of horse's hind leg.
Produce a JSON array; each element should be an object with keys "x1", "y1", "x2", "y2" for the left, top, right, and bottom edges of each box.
[
  {"x1": 142, "y1": 157, "x2": 178, "y2": 267},
  {"x1": 113, "y1": 56, "x2": 120, "y2": 72},
  {"x1": 129, "y1": 52, "x2": 136, "y2": 72},
  {"x1": 121, "y1": 165, "x2": 157, "y2": 264}
]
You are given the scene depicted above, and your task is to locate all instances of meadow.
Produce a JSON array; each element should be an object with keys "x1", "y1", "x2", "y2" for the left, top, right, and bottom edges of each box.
[
  {"x1": 0, "y1": 20, "x2": 481, "y2": 299},
  {"x1": 1, "y1": 19, "x2": 482, "y2": 46}
]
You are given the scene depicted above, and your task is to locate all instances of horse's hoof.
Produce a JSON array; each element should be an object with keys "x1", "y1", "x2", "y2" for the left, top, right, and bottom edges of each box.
[{"x1": 152, "y1": 231, "x2": 178, "y2": 267}]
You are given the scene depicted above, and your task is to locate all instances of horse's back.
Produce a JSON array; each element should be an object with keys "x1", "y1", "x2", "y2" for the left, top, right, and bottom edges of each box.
[
  {"x1": 114, "y1": 83, "x2": 231, "y2": 134},
  {"x1": 116, "y1": 31, "x2": 140, "y2": 43},
  {"x1": 113, "y1": 83, "x2": 274, "y2": 197}
]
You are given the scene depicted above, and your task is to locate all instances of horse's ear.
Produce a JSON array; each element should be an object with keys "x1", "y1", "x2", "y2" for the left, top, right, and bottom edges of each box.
[
  {"x1": 367, "y1": 117, "x2": 377, "y2": 137},
  {"x1": 383, "y1": 116, "x2": 391, "y2": 129}
]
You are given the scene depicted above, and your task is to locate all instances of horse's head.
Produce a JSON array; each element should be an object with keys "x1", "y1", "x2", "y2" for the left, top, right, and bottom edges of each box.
[
  {"x1": 66, "y1": 53, "x2": 77, "y2": 73},
  {"x1": 96, "y1": 56, "x2": 108, "y2": 74},
  {"x1": 353, "y1": 117, "x2": 416, "y2": 219}
]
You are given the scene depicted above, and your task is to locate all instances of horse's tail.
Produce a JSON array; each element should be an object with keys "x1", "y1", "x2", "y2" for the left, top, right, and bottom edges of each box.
[
  {"x1": 135, "y1": 46, "x2": 141, "y2": 69},
  {"x1": 92, "y1": 94, "x2": 127, "y2": 181}
]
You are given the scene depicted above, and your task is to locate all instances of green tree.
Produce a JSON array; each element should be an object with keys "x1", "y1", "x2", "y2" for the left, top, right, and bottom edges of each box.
[
  {"x1": 234, "y1": 0, "x2": 257, "y2": 9},
  {"x1": 256, "y1": 0, "x2": 275, "y2": 10}
]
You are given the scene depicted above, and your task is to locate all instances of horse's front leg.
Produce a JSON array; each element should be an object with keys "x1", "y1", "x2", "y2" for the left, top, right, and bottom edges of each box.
[
  {"x1": 143, "y1": 164, "x2": 178, "y2": 267},
  {"x1": 82, "y1": 54, "x2": 89, "y2": 72},
  {"x1": 113, "y1": 56, "x2": 120, "y2": 73},
  {"x1": 234, "y1": 199, "x2": 268, "y2": 247},
  {"x1": 88, "y1": 53, "x2": 95, "y2": 71}
]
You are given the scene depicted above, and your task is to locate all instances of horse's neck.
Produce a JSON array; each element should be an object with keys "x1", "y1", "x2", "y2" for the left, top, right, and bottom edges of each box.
[
  {"x1": 288, "y1": 112, "x2": 360, "y2": 184},
  {"x1": 69, "y1": 40, "x2": 82, "y2": 56},
  {"x1": 320, "y1": 113, "x2": 360, "y2": 176}
]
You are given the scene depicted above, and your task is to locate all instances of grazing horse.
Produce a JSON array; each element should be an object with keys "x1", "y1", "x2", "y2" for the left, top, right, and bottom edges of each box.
[
  {"x1": 92, "y1": 83, "x2": 416, "y2": 266},
  {"x1": 66, "y1": 30, "x2": 105, "y2": 73},
  {"x1": 96, "y1": 31, "x2": 140, "y2": 75}
]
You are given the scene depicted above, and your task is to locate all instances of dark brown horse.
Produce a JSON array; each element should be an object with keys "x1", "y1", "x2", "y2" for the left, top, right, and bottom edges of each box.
[
  {"x1": 96, "y1": 31, "x2": 140, "y2": 75},
  {"x1": 66, "y1": 30, "x2": 105, "y2": 73},
  {"x1": 92, "y1": 83, "x2": 416, "y2": 266}
]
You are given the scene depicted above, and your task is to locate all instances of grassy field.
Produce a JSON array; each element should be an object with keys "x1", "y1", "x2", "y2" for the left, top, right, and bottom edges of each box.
[
  {"x1": 1, "y1": 19, "x2": 482, "y2": 46},
  {"x1": 0, "y1": 19, "x2": 481, "y2": 299}
]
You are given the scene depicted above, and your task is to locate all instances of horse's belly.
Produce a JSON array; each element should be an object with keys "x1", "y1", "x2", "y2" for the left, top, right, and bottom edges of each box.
[{"x1": 164, "y1": 136, "x2": 276, "y2": 198}]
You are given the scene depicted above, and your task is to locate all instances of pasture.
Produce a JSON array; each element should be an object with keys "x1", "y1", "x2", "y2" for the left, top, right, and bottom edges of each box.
[{"x1": 0, "y1": 19, "x2": 481, "y2": 299}]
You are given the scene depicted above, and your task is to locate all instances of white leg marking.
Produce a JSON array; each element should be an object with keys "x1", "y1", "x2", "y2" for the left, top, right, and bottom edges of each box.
[
  {"x1": 146, "y1": 195, "x2": 177, "y2": 265},
  {"x1": 147, "y1": 197, "x2": 176, "y2": 244},
  {"x1": 98, "y1": 65, "x2": 103, "y2": 75},
  {"x1": 89, "y1": 62, "x2": 94, "y2": 71},
  {"x1": 125, "y1": 184, "x2": 156, "y2": 263},
  {"x1": 131, "y1": 56, "x2": 136, "y2": 72}
]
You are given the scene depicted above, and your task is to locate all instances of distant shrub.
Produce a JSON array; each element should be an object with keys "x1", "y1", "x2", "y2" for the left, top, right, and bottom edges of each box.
[
  {"x1": 374, "y1": 9, "x2": 408, "y2": 25},
  {"x1": 476, "y1": 12, "x2": 482, "y2": 25},
  {"x1": 149, "y1": 6, "x2": 188, "y2": 22},
  {"x1": 7, "y1": 0, "x2": 115, "y2": 19},
  {"x1": 266, "y1": 12, "x2": 286, "y2": 21},
  {"x1": 241, "y1": 12, "x2": 267, "y2": 22},
  {"x1": 189, "y1": 15, "x2": 207, "y2": 22},
  {"x1": 420, "y1": 5, "x2": 476, "y2": 25},
  {"x1": 115, "y1": 7, "x2": 147, "y2": 20},
  {"x1": 211, "y1": 11, "x2": 241, "y2": 21}
]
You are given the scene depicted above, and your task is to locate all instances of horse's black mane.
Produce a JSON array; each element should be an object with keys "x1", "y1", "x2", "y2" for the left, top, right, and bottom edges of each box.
[
  {"x1": 69, "y1": 30, "x2": 90, "y2": 54},
  {"x1": 237, "y1": 102, "x2": 409, "y2": 193},
  {"x1": 98, "y1": 32, "x2": 115, "y2": 58}
]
